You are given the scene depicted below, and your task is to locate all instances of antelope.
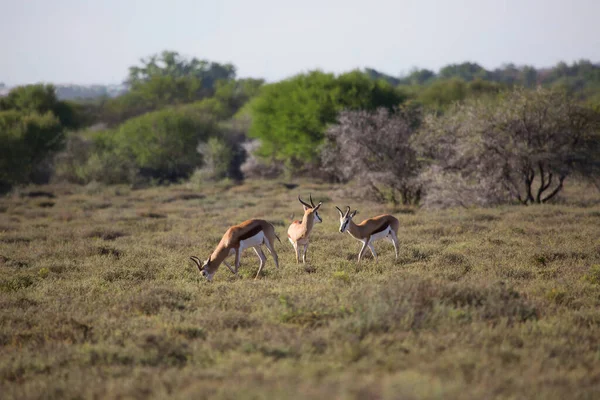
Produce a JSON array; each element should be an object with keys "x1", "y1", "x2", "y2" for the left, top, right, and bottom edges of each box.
[
  {"x1": 190, "y1": 219, "x2": 280, "y2": 281},
  {"x1": 287, "y1": 194, "x2": 323, "y2": 263},
  {"x1": 336, "y1": 206, "x2": 399, "y2": 262}
]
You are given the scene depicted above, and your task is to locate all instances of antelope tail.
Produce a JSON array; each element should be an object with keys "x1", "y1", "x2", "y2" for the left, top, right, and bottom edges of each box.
[{"x1": 269, "y1": 222, "x2": 282, "y2": 243}]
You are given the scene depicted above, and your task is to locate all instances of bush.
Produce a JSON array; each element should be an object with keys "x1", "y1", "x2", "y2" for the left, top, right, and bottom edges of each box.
[
  {"x1": 113, "y1": 108, "x2": 218, "y2": 182},
  {"x1": 321, "y1": 107, "x2": 421, "y2": 204},
  {"x1": 0, "y1": 84, "x2": 78, "y2": 129},
  {"x1": 0, "y1": 110, "x2": 64, "y2": 190},
  {"x1": 415, "y1": 87, "x2": 600, "y2": 207}
]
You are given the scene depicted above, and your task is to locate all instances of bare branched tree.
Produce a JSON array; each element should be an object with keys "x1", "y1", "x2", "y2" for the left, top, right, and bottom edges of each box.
[
  {"x1": 415, "y1": 87, "x2": 600, "y2": 207},
  {"x1": 321, "y1": 107, "x2": 422, "y2": 205}
]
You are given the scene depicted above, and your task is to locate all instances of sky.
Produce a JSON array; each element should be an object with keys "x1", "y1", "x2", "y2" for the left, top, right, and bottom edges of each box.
[{"x1": 1, "y1": 0, "x2": 599, "y2": 85}]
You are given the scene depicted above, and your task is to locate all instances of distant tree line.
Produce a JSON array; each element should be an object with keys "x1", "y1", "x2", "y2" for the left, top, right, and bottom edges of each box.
[{"x1": 1, "y1": 52, "x2": 599, "y2": 206}]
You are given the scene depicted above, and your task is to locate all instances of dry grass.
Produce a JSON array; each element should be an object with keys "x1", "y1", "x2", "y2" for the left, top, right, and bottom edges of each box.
[{"x1": 1, "y1": 180, "x2": 600, "y2": 399}]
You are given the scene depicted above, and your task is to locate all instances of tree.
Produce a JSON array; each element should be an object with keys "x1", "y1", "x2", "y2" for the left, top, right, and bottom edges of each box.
[
  {"x1": 415, "y1": 87, "x2": 600, "y2": 207},
  {"x1": 0, "y1": 84, "x2": 77, "y2": 128},
  {"x1": 520, "y1": 66, "x2": 538, "y2": 88},
  {"x1": 416, "y1": 78, "x2": 467, "y2": 110},
  {"x1": 249, "y1": 70, "x2": 407, "y2": 167},
  {"x1": 399, "y1": 68, "x2": 436, "y2": 85},
  {"x1": 0, "y1": 110, "x2": 64, "y2": 189},
  {"x1": 127, "y1": 50, "x2": 235, "y2": 92},
  {"x1": 364, "y1": 68, "x2": 401, "y2": 86},
  {"x1": 96, "y1": 51, "x2": 239, "y2": 126},
  {"x1": 321, "y1": 107, "x2": 421, "y2": 205},
  {"x1": 214, "y1": 78, "x2": 264, "y2": 118},
  {"x1": 439, "y1": 62, "x2": 489, "y2": 81}
]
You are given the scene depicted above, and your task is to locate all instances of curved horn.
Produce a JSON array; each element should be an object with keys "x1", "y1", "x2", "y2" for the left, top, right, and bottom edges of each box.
[
  {"x1": 298, "y1": 195, "x2": 312, "y2": 209},
  {"x1": 335, "y1": 206, "x2": 344, "y2": 217},
  {"x1": 345, "y1": 206, "x2": 350, "y2": 217},
  {"x1": 190, "y1": 256, "x2": 202, "y2": 272},
  {"x1": 309, "y1": 193, "x2": 316, "y2": 208}
]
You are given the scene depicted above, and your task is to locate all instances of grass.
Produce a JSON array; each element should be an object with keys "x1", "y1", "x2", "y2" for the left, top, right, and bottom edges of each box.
[{"x1": 1, "y1": 179, "x2": 600, "y2": 399}]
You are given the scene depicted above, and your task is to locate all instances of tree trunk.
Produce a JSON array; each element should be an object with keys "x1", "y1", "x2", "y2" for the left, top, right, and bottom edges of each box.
[
  {"x1": 541, "y1": 175, "x2": 566, "y2": 203},
  {"x1": 536, "y1": 163, "x2": 553, "y2": 203}
]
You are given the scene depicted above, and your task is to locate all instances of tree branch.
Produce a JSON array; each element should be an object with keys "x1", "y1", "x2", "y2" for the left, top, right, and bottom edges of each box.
[
  {"x1": 524, "y1": 166, "x2": 535, "y2": 204},
  {"x1": 536, "y1": 162, "x2": 545, "y2": 203},
  {"x1": 542, "y1": 175, "x2": 566, "y2": 203}
]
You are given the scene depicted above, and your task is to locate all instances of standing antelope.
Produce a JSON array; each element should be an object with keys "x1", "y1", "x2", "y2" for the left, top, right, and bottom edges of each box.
[
  {"x1": 287, "y1": 194, "x2": 323, "y2": 263},
  {"x1": 336, "y1": 206, "x2": 399, "y2": 262},
  {"x1": 190, "y1": 219, "x2": 280, "y2": 281}
]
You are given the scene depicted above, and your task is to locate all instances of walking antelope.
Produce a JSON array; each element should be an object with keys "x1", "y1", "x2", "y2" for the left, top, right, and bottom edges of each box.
[
  {"x1": 336, "y1": 206, "x2": 399, "y2": 262},
  {"x1": 190, "y1": 219, "x2": 280, "y2": 281},
  {"x1": 287, "y1": 194, "x2": 323, "y2": 263}
]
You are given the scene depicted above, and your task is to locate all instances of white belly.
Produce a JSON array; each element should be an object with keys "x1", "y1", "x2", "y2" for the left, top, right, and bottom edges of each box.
[
  {"x1": 369, "y1": 227, "x2": 392, "y2": 242},
  {"x1": 228, "y1": 231, "x2": 265, "y2": 256}
]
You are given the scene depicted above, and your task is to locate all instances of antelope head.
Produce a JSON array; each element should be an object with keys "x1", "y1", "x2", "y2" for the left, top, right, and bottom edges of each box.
[
  {"x1": 336, "y1": 205, "x2": 358, "y2": 233},
  {"x1": 299, "y1": 194, "x2": 323, "y2": 223},
  {"x1": 190, "y1": 255, "x2": 216, "y2": 282}
]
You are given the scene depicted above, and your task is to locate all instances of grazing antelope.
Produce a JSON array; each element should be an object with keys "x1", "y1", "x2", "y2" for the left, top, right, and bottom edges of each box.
[
  {"x1": 336, "y1": 206, "x2": 399, "y2": 262},
  {"x1": 287, "y1": 194, "x2": 323, "y2": 263},
  {"x1": 190, "y1": 219, "x2": 280, "y2": 281}
]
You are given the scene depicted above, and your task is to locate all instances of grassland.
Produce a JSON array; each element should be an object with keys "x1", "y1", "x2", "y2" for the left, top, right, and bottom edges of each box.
[{"x1": 1, "y1": 179, "x2": 600, "y2": 399}]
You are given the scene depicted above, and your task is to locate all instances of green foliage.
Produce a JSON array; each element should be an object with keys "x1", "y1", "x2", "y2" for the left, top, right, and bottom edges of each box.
[
  {"x1": 416, "y1": 79, "x2": 468, "y2": 110},
  {"x1": 249, "y1": 70, "x2": 406, "y2": 164},
  {"x1": 415, "y1": 78, "x2": 506, "y2": 111},
  {"x1": 0, "y1": 110, "x2": 64, "y2": 188},
  {"x1": 382, "y1": 59, "x2": 600, "y2": 108},
  {"x1": 214, "y1": 78, "x2": 264, "y2": 118},
  {"x1": 113, "y1": 108, "x2": 218, "y2": 181},
  {"x1": 179, "y1": 98, "x2": 230, "y2": 121},
  {"x1": 127, "y1": 50, "x2": 235, "y2": 90},
  {"x1": 129, "y1": 75, "x2": 204, "y2": 107},
  {"x1": 0, "y1": 84, "x2": 81, "y2": 189},
  {"x1": 439, "y1": 62, "x2": 489, "y2": 81},
  {"x1": 93, "y1": 51, "x2": 238, "y2": 126},
  {"x1": 0, "y1": 84, "x2": 77, "y2": 129}
]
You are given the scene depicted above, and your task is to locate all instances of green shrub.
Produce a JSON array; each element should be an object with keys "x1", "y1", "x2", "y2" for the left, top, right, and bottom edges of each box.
[
  {"x1": 0, "y1": 110, "x2": 64, "y2": 189},
  {"x1": 113, "y1": 108, "x2": 218, "y2": 181},
  {"x1": 0, "y1": 84, "x2": 78, "y2": 128}
]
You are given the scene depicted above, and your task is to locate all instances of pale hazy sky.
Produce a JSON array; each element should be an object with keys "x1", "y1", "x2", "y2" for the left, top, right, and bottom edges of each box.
[{"x1": 1, "y1": 0, "x2": 599, "y2": 85}]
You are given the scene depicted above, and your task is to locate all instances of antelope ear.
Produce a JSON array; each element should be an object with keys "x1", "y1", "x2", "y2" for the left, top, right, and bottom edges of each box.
[
  {"x1": 314, "y1": 202, "x2": 322, "y2": 211},
  {"x1": 351, "y1": 210, "x2": 358, "y2": 217},
  {"x1": 207, "y1": 255, "x2": 211, "y2": 263}
]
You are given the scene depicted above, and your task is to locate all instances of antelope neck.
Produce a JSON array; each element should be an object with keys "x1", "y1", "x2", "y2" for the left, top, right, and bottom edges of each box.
[{"x1": 345, "y1": 219, "x2": 363, "y2": 239}]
